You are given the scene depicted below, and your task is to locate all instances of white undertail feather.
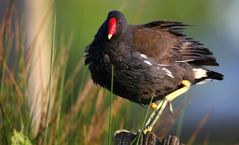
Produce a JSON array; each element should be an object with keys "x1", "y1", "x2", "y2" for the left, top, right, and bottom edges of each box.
[
  {"x1": 193, "y1": 68, "x2": 207, "y2": 79},
  {"x1": 196, "y1": 79, "x2": 212, "y2": 85}
]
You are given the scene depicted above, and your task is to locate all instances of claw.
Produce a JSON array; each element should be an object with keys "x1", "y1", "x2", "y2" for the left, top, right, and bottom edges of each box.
[{"x1": 143, "y1": 126, "x2": 152, "y2": 134}]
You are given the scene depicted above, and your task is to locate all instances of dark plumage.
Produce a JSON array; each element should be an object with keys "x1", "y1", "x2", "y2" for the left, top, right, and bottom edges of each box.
[{"x1": 85, "y1": 10, "x2": 223, "y2": 105}]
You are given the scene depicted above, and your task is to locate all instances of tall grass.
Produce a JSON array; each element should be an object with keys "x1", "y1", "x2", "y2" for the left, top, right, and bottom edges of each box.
[
  {"x1": 108, "y1": 65, "x2": 114, "y2": 145},
  {"x1": 43, "y1": 10, "x2": 57, "y2": 145},
  {"x1": 0, "y1": 2, "x2": 128, "y2": 144}
]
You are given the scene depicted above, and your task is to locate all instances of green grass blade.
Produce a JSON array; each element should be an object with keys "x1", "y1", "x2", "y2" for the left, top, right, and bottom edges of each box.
[
  {"x1": 176, "y1": 93, "x2": 190, "y2": 138},
  {"x1": 130, "y1": 97, "x2": 154, "y2": 145},
  {"x1": 43, "y1": 11, "x2": 56, "y2": 145},
  {"x1": 55, "y1": 59, "x2": 67, "y2": 145},
  {"x1": 108, "y1": 65, "x2": 114, "y2": 145},
  {"x1": 0, "y1": 63, "x2": 5, "y2": 96}
]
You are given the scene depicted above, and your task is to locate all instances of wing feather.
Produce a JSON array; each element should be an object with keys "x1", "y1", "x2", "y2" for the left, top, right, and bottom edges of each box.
[{"x1": 132, "y1": 21, "x2": 219, "y2": 66}]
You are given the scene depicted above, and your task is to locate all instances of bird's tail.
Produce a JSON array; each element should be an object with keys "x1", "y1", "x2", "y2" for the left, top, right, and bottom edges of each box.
[
  {"x1": 206, "y1": 70, "x2": 224, "y2": 80},
  {"x1": 193, "y1": 68, "x2": 224, "y2": 85}
]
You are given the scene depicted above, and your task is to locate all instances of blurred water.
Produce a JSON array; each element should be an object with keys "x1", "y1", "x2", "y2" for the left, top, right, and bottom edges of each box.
[{"x1": 171, "y1": 1, "x2": 239, "y2": 143}]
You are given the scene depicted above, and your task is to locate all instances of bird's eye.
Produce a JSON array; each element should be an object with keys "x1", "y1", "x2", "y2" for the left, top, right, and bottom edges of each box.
[{"x1": 118, "y1": 21, "x2": 122, "y2": 24}]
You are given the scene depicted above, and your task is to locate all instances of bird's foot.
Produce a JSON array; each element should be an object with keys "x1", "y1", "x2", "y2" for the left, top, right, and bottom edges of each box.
[
  {"x1": 143, "y1": 126, "x2": 153, "y2": 134},
  {"x1": 143, "y1": 100, "x2": 167, "y2": 134},
  {"x1": 143, "y1": 80, "x2": 191, "y2": 134}
]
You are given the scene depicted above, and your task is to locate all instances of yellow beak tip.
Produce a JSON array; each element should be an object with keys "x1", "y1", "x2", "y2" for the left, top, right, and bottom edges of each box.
[{"x1": 108, "y1": 34, "x2": 112, "y2": 40}]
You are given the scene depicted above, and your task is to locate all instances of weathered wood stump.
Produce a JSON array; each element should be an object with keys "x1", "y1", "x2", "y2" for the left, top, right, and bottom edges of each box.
[{"x1": 113, "y1": 130, "x2": 184, "y2": 145}]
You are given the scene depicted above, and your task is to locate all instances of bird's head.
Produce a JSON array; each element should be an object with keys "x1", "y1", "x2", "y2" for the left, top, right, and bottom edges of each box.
[{"x1": 106, "y1": 10, "x2": 128, "y2": 40}]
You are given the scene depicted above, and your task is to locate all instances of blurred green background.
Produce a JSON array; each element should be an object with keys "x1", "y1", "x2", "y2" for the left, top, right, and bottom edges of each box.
[
  {"x1": 1, "y1": 0, "x2": 239, "y2": 144},
  {"x1": 56, "y1": 0, "x2": 239, "y2": 144}
]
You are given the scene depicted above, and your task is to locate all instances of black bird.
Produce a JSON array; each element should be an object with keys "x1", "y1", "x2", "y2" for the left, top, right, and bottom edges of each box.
[{"x1": 85, "y1": 10, "x2": 223, "y2": 105}]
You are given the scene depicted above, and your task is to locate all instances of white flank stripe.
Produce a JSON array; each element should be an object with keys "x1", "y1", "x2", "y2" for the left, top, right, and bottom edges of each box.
[
  {"x1": 157, "y1": 64, "x2": 169, "y2": 67},
  {"x1": 196, "y1": 79, "x2": 212, "y2": 85},
  {"x1": 140, "y1": 54, "x2": 147, "y2": 58},
  {"x1": 144, "y1": 60, "x2": 152, "y2": 66},
  {"x1": 162, "y1": 67, "x2": 174, "y2": 78},
  {"x1": 175, "y1": 59, "x2": 194, "y2": 63},
  {"x1": 193, "y1": 68, "x2": 207, "y2": 79}
]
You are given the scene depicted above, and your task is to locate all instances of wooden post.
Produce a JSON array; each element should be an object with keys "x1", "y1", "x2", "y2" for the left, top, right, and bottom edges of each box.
[{"x1": 113, "y1": 130, "x2": 184, "y2": 145}]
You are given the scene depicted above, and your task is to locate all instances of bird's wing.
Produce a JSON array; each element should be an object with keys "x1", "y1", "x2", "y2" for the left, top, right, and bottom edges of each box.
[{"x1": 131, "y1": 21, "x2": 218, "y2": 66}]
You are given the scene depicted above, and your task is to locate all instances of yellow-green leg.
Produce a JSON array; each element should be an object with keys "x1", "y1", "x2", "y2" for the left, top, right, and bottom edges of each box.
[{"x1": 143, "y1": 80, "x2": 191, "y2": 134}]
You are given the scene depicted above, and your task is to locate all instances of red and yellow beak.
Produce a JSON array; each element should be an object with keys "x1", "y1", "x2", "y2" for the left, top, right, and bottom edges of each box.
[
  {"x1": 108, "y1": 34, "x2": 113, "y2": 40},
  {"x1": 108, "y1": 17, "x2": 117, "y2": 40}
]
